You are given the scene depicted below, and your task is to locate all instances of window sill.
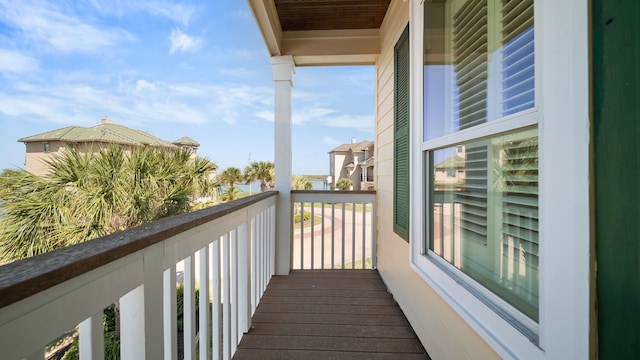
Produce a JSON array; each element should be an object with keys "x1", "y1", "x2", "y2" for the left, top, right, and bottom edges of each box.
[{"x1": 409, "y1": 253, "x2": 544, "y2": 359}]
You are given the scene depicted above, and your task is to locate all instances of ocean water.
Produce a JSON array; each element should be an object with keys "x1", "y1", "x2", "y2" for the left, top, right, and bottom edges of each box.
[{"x1": 235, "y1": 180, "x2": 328, "y2": 193}]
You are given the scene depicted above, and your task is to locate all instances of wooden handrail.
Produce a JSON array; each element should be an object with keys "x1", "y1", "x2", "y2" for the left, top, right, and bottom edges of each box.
[{"x1": 0, "y1": 191, "x2": 278, "y2": 308}]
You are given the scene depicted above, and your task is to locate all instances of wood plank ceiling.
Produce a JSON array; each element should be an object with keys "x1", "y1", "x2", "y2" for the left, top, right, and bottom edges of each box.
[{"x1": 274, "y1": 0, "x2": 392, "y2": 31}]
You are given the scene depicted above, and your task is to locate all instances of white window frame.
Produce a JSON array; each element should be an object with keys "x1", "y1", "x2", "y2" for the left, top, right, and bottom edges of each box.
[{"x1": 408, "y1": 0, "x2": 590, "y2": 359}]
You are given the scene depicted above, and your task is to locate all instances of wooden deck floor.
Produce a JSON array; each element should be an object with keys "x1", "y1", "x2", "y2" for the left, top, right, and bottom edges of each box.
[{"x1": 233, "y1": 270, "x2": 430, "y2": 360}]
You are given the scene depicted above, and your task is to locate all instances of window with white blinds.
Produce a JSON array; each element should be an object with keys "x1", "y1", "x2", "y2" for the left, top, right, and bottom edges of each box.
[
  {"x1": 423, "y1": 0, "x2": 539, "y2": 324},
  {"x1": 502, "y1": 0, "x2": 535, "y2": 116},
  {"x1": 423, "y1": 0, "x2": 535, "y2": 141},
  {"x1": 453, "y1": 0, "x2": 488, "y2": 130}
]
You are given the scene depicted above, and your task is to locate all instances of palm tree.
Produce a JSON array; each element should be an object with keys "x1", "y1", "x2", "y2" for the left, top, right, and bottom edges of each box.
[
  {"x1": 269, "y1": 167, "x2": 275, "y2": 191},
  {"x1": 223, "y1": 186, "x2": 243, "y2": 201},
  {"x1": 336, "y1": 178, "x2": 354, "y2": 191},
  {"x1": 0, "y1": 145, "x2": 217, "y2": 262},
  {"x1": 292, "y1": 175, "x2": 313, "y2": 190},
  {"x1": 218, "y1": 167, "x2": 245, "y2": 202},
  {"x1": 244, "y1": 161, "x2": 274, "y2": 192},
  {"x1": 219, "y1": 167, "x2": 244, "y2": 188},
  {"x1": 291, "y1": 175, "x2": 313, "y2": 217}
]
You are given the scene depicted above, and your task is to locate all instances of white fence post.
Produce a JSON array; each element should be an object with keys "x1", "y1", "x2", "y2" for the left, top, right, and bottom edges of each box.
[
  {"x1": 79, "y1": 312, "x2": 104, "y2": 360},
  {"x1": 211, "y1": 239, "x2": 221, "y2": 359},
  {"x1": 163, "y1": 266, "x2": 178, "y2": 360},
  {"x1": 198, "y1": 246, "x2": 211, "y2": 360},
  {"x1": 237, "y1": 221, "x2": 251, "y2": 337},
  {"x1": 120, "y1": 286, "x2": 145, "y2": 360}
]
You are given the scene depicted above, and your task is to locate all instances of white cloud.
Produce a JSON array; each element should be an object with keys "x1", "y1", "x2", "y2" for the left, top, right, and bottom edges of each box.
[
  {"x1": 135, "y1": 80, "x2": 159, "y2": 94},
  {"x1": 169, "y1": 28, "x2": 202, "y2": 55},
  {"x1": 0, "y1": 75, "x2": 276, "y2": 129},
  {"x1": 292, "y1": 107, "x2": 336, "y2": 125},
  {"x1": 0, "y1": 0, "x2": 132, "y2": 53},
  {"x1": 143, "y1": 2, "x2": 196, "y2": 27},
  {"x1": 84, "y1": 1, "x2": 196, "y2": 27},
  {"x1": 322, "y1": 136, "x2": 341, "y2": 148},
  {"x1": 208, "y1": 85, "x2": 273, "y2": 124},
  {"x1": 0, "y1": 49, "x2": 39, "y2": 74},
  {"x1": 229, "y1": 9, "x2": 252, "y2": 22},
  {"x1": 319, "y1": 114, "x2": 374, "y2": 132},
  {"x1": 257, "y1": 106, "x2": 373, "y2": 132},
  {"x1": 256, "y1": 110, "x2": 273, "y2": 122}
]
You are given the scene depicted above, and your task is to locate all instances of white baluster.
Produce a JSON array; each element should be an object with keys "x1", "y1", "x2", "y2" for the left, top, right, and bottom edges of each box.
[{"x1": 79, "y1": 312, "x2": 104, "y2": 360}]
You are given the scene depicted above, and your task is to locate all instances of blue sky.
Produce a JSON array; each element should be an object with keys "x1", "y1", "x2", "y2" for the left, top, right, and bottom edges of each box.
[{"x1": 0, "y1": 0, "x2": 374, "y2": 175}]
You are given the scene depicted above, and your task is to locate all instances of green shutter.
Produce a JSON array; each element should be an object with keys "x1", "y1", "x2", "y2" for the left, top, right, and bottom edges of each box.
[
  {"x1": 594, "y1": 0, "x2": 640, "y2": 358},
  {"x1": 394, "y1": 25, "x2": 410, "y2": 242}
]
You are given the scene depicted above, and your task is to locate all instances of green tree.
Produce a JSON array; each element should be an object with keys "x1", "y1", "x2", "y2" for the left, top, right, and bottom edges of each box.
[
  {"x1": 243, "y1": 161, "x2": 274, "y2": 192},
  {"x1": 336, "y1": 178, "x2": 354, "y2": 191},
  {"x1": 0, "y1": 145, "x2": 217, "y2": 262},
  {"x1": 292, "y1": 175, "x2": 312, "y2": 190},
  {"x1": 218, "y1": 167, "x2": 245, "y2": 201},
  {"x1": 219, "y1": 167, "x2": 244, "y2": 187},
  {"x1": 222, "y1": 185, "x2": 243, "y2": 201}
]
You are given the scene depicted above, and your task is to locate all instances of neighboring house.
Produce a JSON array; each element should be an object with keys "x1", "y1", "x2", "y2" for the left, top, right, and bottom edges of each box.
[
  {"x1": 246, "y1": 0, "x2": 633, "y2": 358},
  {"x1": 328, "y1": 138, "x2": 374, "y2": 190},
  {"x1": 432, "y1": 145, "x2": 466, "y2": 191},
  {"x1": 172, "y1": 136, "x2": 200, "y2": 158},
  {"x1": 17, "y1": 118, "x2": 208, "y2": 176}
]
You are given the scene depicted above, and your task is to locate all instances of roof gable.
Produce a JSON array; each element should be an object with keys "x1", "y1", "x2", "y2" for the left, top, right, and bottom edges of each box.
[
  {"x1": 173, "y1": 136, "x2": 200, "y2": 146},
  {"x1": 329, "y1": 140, "x2": 374, "y2": 153}
]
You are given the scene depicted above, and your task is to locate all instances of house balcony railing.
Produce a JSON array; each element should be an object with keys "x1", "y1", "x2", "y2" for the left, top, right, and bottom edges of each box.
[
  {"x1": 0, "y1": 192, "x2": 277, "y2": 360},
  {"x1": 291, "y1": 190, "x2": 376, "y2": 270},
  {"x1": 0, "y1": 189, "x2": 377, "y2": 359}
]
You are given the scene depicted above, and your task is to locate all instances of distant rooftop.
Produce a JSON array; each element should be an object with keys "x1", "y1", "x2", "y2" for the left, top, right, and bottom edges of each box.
[
  {"x1": 18, "y1": 118, "x2": 194, "y2": 149},
  {"x1": 173, "y1": 136, "x2": 200, "y2": 147},
  {"x1": 329, "y1": 139, "x2": 373, "y2": 153}
]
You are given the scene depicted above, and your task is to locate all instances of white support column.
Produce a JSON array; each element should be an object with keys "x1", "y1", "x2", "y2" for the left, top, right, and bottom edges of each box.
[{"x1": 271, "y1": 55, "x2": 295, "y2": 275}]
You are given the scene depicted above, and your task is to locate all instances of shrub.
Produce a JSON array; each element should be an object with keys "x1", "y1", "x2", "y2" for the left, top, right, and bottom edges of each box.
[{"x1": 294, "y1": 211, "x2": 311, "y2": 223}]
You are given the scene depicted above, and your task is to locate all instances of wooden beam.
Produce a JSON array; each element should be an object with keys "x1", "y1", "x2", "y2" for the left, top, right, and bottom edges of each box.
[{"x1": 247, "y1": 0, "x2": 283, "y2": 56}]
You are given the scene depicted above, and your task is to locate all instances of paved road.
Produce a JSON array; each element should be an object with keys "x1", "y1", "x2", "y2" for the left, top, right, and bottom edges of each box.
[{"x1": 292, "y1": 207, "x2": 373, "y2": 270}]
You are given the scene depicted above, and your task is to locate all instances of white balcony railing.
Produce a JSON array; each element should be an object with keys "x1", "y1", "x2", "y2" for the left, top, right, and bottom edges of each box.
[
  {"x1": 291, "y1": 190, "x2": 376, "y2": 270},
  {"x1": 0, "y1": 192, "x2": 277, "y2": 360}
]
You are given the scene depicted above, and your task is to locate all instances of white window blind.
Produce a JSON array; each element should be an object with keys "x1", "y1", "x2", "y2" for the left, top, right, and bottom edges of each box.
[
  {"x1": 457, "y1": 145, "x2": 488, "y2": 245},
  {"x1": 453, "y1": 0, "x2": 488, "y2": 129},
  {"x1": 501, "y1": 0, "x2": 535, "y2": 116}
]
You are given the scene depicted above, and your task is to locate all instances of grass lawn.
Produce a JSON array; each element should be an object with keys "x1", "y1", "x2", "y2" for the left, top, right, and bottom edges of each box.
[
  {"x1": 333, "y1": 258, "x2": 372, "y2": 269},
  {"x1": 293, "y1": 215, "x2": 323, "y2": 230}
]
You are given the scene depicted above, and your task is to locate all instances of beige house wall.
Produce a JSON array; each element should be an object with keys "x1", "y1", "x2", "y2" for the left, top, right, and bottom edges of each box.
[
  {"x1": 373, "y1": 1, "x2": 499, "y2": 359},
  {"x1": 24, "y1": 141, "x2": 137, "y2": 176},
  {"x1": 24, "y1": 141, "x2": 65, "y2": 176}
]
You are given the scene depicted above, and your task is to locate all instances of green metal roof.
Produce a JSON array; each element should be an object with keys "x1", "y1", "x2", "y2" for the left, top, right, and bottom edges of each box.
[{"x1": 18, "y1": 123, "x2": 178, "y2": 148}]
